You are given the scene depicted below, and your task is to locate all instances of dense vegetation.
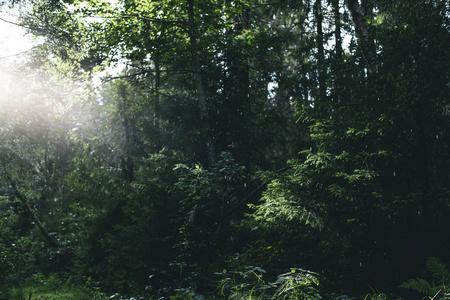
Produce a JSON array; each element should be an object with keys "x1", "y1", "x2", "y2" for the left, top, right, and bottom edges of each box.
[{"x1": 0, "y1": 0, "x2": 449, "y2": 298}]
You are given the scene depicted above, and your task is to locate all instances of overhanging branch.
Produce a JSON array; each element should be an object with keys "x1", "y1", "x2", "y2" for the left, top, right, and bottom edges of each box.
[{"x1": 3, "y1": 171, "x2": 57, "y2": 247}]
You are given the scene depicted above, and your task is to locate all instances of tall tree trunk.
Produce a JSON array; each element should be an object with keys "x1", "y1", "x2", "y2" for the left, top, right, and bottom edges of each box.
[
  {"x1": 332, "y1": 0, "x2": 342, "y2": 59},
  {"x1": 118, "y1": 83, "x2": 135, "y2": 182},
  {"x1": 187, "y1": 0, "x2": 217, "y2": 166},
  {"x1": 416, "y1": 97, "x2": 430, "y2": 219},
  {"x1": 344, "y1": 0, "x2": 378, "y2": 72},
  {"x1": 232, "y1": 2, "x2": 250, "y2": 101},
  {"x1": 331, "y1": 0, "x2": 342, "y2": 103},
  {"x1": 315, "y1": 0, "x2": 326, "y2": 100},
  {"x1": 154, "y1": 54, "x2": 161, "y2": 130},
  {"x1": 224, "y1": 1, "x2": 250, "y2": 148}
]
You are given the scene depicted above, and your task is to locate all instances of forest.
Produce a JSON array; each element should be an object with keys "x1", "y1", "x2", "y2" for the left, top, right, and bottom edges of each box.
[{"x1": 0, "y1": 0, "x2": 449, "y2": 299}]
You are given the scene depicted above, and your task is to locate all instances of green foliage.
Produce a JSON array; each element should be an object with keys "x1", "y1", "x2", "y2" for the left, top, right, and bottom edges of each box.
[
  {"x1": 216, "y1": 266, "x2": 268, "y2": 299},
  {"x1": 274, "y1": 268, "x2": 322, "y2": 299},
  {"x1": 175, "y1": 151, "x2": 245, "y2": 202},
  {"x1": 246, "y1": 0, "x2": 450, "y2": 293},
  {"x1": 64, "y1": 145, "x2": 183, "y2": 295},
  {"x1": 0, "y1": 196, "x2": 38, "y2": 285},
  {"x1": 1, "y1": 0, "x2": 449, "y2": 298},
  {"x1": 0, "y1": 273, "x2": 109, "y2": 300},
  {"x1": 400, "y1": 278, "x2": 436, "y2": 297},
  {"x1": 217, "y1": 266, "x2": 322, "y2": 299},
  {"x1": 363, "y1": 293, "x2": 389, "y2": 300},
  {"x1": 174, "y1": 150, "x2": 247, "y2": 290},
  {"x1": 0, "y1": 198, "x2": 16, "y2": 281},
  {"x1": 400, "y1": 258, "x2": 450, "y2": 299}
]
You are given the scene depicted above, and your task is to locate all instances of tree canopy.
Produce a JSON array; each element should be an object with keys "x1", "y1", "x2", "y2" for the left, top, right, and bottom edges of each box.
[{"x1": 0, "y1": 0, "x2": 449, "y2": 298}]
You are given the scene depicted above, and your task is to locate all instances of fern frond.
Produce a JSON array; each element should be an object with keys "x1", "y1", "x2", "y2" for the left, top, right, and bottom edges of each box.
[
  {"x1": 399, "y1": 278, "x2": 438, "y2": 296},
  {"x1": 426, "y1": 257, "x2": 450, "y2": 286}
]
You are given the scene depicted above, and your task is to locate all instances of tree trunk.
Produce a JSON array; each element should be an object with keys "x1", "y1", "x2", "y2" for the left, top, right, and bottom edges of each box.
[
  {"x1": 331, "y1": 0, "x2": 342, "y2": 103},
  {"x1": 154, "y1": 54, "x2": 161, "y2": 130},
  {"x1": 187, "y1": 0, "x2": 217, "y2": 166},
  {"x1": 332, "y1": 0, "x2": 342, "y2": 59},
  {"x1": 118, "y1": 83, "x2": 135, "y2": 182},
  {"x1": 344, "y1": 0, "x2": 378, "y2": 72},
  {"x1": 315, "y1": 0, "x2": 326, "y2": 100}
]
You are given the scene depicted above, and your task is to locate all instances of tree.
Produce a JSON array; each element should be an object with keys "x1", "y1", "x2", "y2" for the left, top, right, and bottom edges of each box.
[
  {"x1": 2, "y1": 0, "x2": 448, "y2": 297},
  {"x1": 248, "y1": 0, "x2": 450, "y2": 293},
  {"x1": 0, "y1": 40, "x2": 96, "y2": 280}
]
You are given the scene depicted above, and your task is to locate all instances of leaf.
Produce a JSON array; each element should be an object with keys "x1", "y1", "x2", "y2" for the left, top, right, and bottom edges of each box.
[
  {"x1": 426, "y1": 257, "x2": 450, "y2": 286},
  {"x1": 399, "y1": 278, "x2": 437, "y2": 296}
]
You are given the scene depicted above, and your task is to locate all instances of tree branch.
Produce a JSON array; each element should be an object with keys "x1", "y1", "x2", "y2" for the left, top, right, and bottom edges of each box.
[{"x1": 4, "y1": 172, "x2": 57, "y2": 247}]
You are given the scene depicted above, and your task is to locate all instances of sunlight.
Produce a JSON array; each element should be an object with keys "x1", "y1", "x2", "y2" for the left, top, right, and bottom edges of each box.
[
  {"x1": 0, "y1": 8, "x2": 79, "y2": 125},
  {"x1": 0, "y1": 9, "x2": 36, "y2": 106},
  {"x1": 0, "y1": 11, "x2": 35, "y2": 60}
]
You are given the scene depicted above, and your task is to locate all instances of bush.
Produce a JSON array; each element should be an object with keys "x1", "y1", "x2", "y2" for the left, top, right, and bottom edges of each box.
[{"x1": 217, "y1": 266, "x2": 322, "y2": 299}]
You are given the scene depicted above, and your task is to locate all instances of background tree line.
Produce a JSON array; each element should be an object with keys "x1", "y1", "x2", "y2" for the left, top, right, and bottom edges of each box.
[{"x1": 0, "y1": 0, "x2": 449, "y2": 298}]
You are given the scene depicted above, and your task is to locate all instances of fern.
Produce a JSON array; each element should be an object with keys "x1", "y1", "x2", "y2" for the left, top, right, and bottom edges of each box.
[
  {"x1": 426, "y1": 257, "x2": 450, "y2": 287},
  {"x1": 399, "y1": 278, "x2": 437, "y2": 296},
  {"x1": 400, "y1": 257, "x2": 450, "y2": 298}
]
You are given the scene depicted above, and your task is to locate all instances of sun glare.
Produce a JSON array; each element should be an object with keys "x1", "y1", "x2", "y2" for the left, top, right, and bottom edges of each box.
[
  {"x1": 0, "y1": 10, "x2": 35, "y2": 59},
  {"x1": 0, "y1": 8, "x2": 36, "y2": 99},
  {"x1": 0, "y1": 7, "x2": 54, "y2": 116}
]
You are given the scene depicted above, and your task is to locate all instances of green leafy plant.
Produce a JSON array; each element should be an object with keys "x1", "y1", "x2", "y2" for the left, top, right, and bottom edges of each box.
[
  {"x1": 217, "y1": 266, "x2": 322, "y2": 299},
  {"x1": 274, "y1": 268, "x2": 322, "y2": 299},
  {"x1": 400, "y1": 257, "x2": 450, "y2": 299},
  {"x1": 174, "y1": 150, "x2": 246, "y2": 289},
  {"x1": 363, "y1": 292, "x2": 389, "y2": 300},
  {"x1": 216, "y1": 266, "x2": 268, "y2": 299}
]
